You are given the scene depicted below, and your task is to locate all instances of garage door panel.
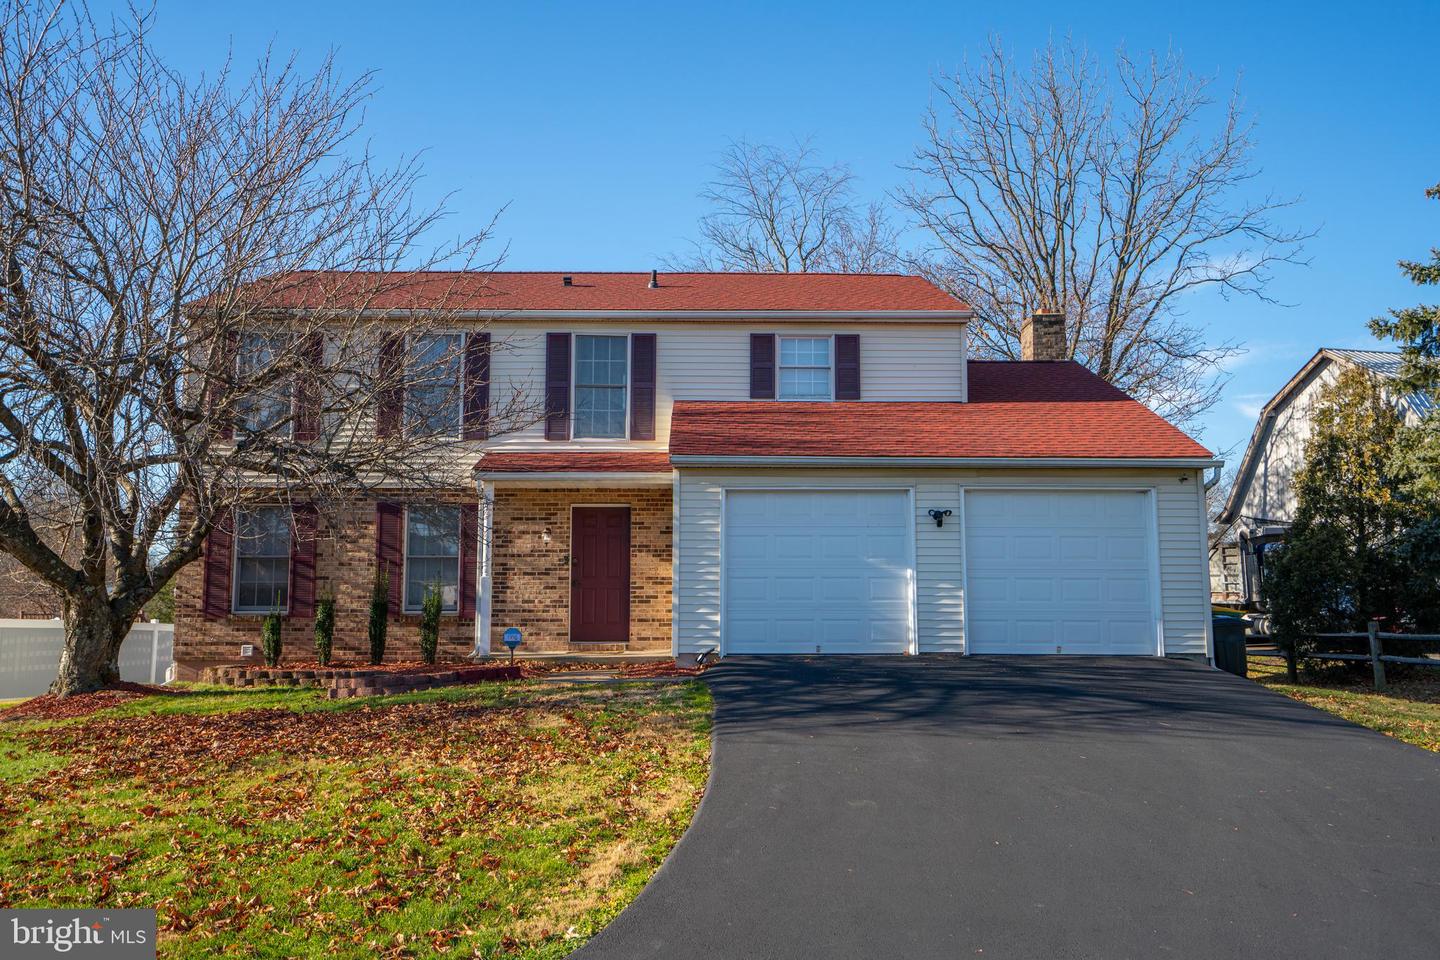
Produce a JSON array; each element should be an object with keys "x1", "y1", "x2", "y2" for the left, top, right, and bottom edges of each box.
[
  {"x1": 725, "y1": 490, "x2": 913, "y2": 655},
  {"x1": 1058, "y1": 577, "x2": 1101, "y2": 603},
  {"x1": 1014, "y1": 577, "x2": 1055, "y2": 602},
  {"x1": 1059, "y1": 535, "x2": 1100, "y2": 561},
  {"x1": 966, "y1": 490, "x2": 1158, "y2": 656}
]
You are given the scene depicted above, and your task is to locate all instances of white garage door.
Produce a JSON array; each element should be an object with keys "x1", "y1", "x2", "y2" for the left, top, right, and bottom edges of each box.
[
  {"x1": 724, "y1": 490, "x2": 914, "y2": 654},
  {"x1": 964, "y1": 490, "x2": 1158, "y2": 655}
]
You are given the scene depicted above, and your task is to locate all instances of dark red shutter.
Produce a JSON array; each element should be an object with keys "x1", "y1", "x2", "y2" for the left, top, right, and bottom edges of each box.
[
  {"x1": 375, "y1": 501, "x2": 405, "y2": 615},
  {"x1": 202, "y1": 509, "x2": 234, "y2": 620},
  {"x1": 463, "y1": 332, "x2": 491, "y2": 441},
  {"x1": 630, "y1": 333, "x2": 656, "y2": 440},
  {"x1": 835, "y1": 334, "x2": 861, "y2": 400},
  {"x1": 545, "y1": 333, "x2": 571, "y2": 441},
  {"x1": 293, "y1": 333, "x2": 324, "y2": 442},
  {"x1": 375, "y1": 334, "x2": 405, "y2": 438},
  {"x1": 212, "y1": 332, "x2": 238, "y2": 441},
  {"x1": 750, "y1": 334, "x2": 776, "y2": 399},
  {"x1": 289, "y1": 504, "x2": 317, "y2": 618},
  {"x1": 458, "y1": 502, "x2": 478, "y2": 620}
]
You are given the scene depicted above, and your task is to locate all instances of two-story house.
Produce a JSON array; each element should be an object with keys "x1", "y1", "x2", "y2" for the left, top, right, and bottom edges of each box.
[{"x1": 173, "y1": 271, "x2": 1217, "y2": 671}]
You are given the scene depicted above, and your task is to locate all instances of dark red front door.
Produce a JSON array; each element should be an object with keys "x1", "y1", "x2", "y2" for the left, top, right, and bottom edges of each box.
[{"x1": 571, "y1": 506, "x2": 631, "y2": 643}]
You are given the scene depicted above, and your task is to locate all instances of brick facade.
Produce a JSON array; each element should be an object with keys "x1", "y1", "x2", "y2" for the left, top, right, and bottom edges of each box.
[
  {"x1": 174, "y1": 491, "x2": 481, "y2": 670},
  {"x1": 173, "y1": 484, "x2": 674, "y2": 670},
  {"x1": 488, "y1": 486, "x2": 672, "y2": 654}
]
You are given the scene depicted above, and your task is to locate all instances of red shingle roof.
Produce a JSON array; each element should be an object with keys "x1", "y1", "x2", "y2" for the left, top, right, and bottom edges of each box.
[
  {"x1": 668, "y1": 361, "x2": 1212, "y2": 460},
  {"x1": 243, "y1": 271, "x2": 969, "y2": 314},
  {"x1": 475, "y1": 452, "x2": 672, "y2": 474}
]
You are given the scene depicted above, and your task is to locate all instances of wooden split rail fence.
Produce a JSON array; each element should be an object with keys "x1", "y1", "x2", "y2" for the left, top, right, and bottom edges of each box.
[{"x1": 1256, "y1": 621, "x2": 1440, "y2": 692}]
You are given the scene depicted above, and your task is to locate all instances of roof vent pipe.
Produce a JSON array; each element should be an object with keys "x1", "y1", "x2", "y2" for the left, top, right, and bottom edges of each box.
[
  {"x1": 648, "y1": 269, "x2": 659, "y2": 289},
  {"x1": 562, "y1": 275, "x2": 573, "y2": 286}
]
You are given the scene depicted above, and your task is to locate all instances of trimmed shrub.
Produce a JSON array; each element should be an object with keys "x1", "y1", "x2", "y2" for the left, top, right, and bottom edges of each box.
[
  {"x1": 261, "y1": 611, "x2": 282, "y2": 667},
  {"x1": 418, "y1": 583, "x2": 442, "y2": 664},
  {"x1": 368, "y1": 568, "x2": 389, "y2": 665},
  {"x1": 314, "y1": 587, "x2": 335, "y2": 666}
]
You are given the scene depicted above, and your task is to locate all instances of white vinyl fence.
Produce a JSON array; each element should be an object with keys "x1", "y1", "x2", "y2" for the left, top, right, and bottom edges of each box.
[{"x1": 0, "y1": 619, "x2": 173, "y2": 699}]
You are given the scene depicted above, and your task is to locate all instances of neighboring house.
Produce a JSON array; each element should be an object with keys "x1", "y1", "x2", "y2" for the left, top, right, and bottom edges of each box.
[
  {"x1": 173, "y1": 271, "x2": 1217, "y2": 671},
  {"x1": 1214, "y1": 348, "x2": 1428, "y2": 607}
]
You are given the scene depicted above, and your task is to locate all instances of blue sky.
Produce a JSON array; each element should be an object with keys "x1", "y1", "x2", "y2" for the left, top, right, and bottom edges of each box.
[{"x1": 123, "y1": 0, "x2": 1438, "y2": 459}]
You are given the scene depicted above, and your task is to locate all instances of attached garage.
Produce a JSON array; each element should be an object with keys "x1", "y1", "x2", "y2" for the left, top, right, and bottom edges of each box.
[
  {"x1": 963, "y1": 489, "x2": 1160, "y2": 655},
  {"x1": 723, "y1": 489, "x2": 915, "y2": 654}
]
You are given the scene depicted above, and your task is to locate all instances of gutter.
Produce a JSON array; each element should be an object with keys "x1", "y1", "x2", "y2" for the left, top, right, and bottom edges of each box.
[
  {"x1": 250, "y1": 308, "x2": 974, "y2": 323},
  {"x1": 668, "y1": 455, "x2": 1222, "y2": 469}
]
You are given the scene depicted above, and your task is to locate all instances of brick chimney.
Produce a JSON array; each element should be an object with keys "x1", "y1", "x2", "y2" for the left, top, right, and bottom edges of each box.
[{"x1": 1021, "y1": 311, "x2": 1066, "y2": 361}]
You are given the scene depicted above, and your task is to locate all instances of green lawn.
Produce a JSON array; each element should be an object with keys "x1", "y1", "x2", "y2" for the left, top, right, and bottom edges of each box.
[
  {"x1": 1248, "y1": 654, "x2": 1440, "y2": 752},
  {"x1": 0, "y1": 680, "x2": 712, "y2": 958}
]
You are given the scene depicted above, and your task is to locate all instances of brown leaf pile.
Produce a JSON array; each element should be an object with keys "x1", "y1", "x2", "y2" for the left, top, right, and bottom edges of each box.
[{"x1": 1, "y1": 683, "x2": 179, "y2": 723}]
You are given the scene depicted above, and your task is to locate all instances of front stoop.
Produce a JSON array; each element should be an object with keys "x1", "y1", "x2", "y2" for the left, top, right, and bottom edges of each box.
[{"x1": 199, "y1": 665, "x2": 522, "y2": 699}]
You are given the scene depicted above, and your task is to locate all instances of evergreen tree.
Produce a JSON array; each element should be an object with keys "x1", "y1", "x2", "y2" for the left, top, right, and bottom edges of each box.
[
  {"x1": 1370, "y1": 181, "x2": 1440, "y2": 504},
  {"x1": 1370, "y1": 182, "x2": 1440, "y2": 397}
]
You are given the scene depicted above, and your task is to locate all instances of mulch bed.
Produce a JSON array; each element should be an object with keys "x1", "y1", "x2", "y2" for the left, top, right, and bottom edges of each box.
[{"x1": 1, "y1": 682, "x2": 179, "y2": 723}]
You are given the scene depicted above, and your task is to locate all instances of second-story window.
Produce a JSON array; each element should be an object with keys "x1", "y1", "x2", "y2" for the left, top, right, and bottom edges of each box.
[
  {"x1": 778, "y1": 337, "x2": 832, "y2": 400},
  {"x1": 574, "y1": 334, "x2": 628, "y2": 438},
  {"x1": 407, "y1": 333, "x2": 463, "y2": 437},
  {"x1": 236, "y1": 333, "x2": 292, "y2": 434}
]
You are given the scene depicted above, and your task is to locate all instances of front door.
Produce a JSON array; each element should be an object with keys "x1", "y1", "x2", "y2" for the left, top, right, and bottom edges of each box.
[{"x1": 571, "y1": 506, "x2": 631, "y2": 643}]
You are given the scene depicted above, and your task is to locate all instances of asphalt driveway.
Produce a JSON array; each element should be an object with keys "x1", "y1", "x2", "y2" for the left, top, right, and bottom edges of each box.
[{"x1": 572, "y1": 656, "x2": 1440, "y2": 960}]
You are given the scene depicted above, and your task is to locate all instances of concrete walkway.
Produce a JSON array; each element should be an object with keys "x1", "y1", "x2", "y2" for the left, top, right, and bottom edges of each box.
[{"x1": 572, "y1": 656, "x2": 1440, "y2": 960}]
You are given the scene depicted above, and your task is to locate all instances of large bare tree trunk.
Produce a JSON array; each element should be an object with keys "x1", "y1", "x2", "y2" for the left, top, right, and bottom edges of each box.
[{"x1": 51, "y1": 590, "x2": 129, "y2": 696}]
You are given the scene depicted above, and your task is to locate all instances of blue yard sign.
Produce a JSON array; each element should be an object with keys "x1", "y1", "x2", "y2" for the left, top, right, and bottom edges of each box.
[{"x1": 502, "y1": 627, "x2": 523, "y2": 663}]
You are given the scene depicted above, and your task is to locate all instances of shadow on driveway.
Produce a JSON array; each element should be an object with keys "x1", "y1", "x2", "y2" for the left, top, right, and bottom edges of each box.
[{"x1": 572, "y1": 657, "x2": 1440, "y2": 960}]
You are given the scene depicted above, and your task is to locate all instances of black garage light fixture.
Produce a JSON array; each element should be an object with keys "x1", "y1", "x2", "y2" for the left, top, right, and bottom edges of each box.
[{"x1": 928, "y1": 508, "x2": 952, "y2": 527}]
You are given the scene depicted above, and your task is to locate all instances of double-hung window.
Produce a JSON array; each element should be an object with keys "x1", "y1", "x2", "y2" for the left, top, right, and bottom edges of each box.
[
  {"x1": 778, "y1": 337, "x2": 832, "y2": 400},
  {"x1": 406, "y1": 333, "x2": 463, "y2": 437},
  {"x1": 233, "y1": 506, "x2": 291, "y2": 613},
  {"x1": 236, "y1": 333, "x2": 293, "y2": 434},
  {"x1": 404, "y1": 505, "x2": 460, "y2": 613},
  {"x1": 574, "y1": 334, "x2": 628, "y2": 438}
]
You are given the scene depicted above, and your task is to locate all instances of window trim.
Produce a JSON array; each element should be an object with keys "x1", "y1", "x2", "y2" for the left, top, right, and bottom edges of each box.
[
  {"x1": 570, "y1": 332, "x2": 633, "y2": 441},
  {"x1": 404, "y1": 330, "x2": 468, "y2": 440},
  {"x1": 231, "y1": 505, "x2": 292, "y2": 615},
  {"x1": 777, "y1": 334, "x2": 836, "y2": 402},
  {"x1": 401, "y1": 503, "x2": 463, "y2": 615}
]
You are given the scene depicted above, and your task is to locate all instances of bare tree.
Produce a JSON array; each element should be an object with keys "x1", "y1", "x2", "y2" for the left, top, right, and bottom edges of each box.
[
  {"x1": 0, "y1": 3, "x2": 529, "y2": 695},
  {"x1": 668, "y1": 139, "x2": 900, "y2": 273},
  {"x1": 899, "y1": 38, "x2": 1310, "y2": 424}
]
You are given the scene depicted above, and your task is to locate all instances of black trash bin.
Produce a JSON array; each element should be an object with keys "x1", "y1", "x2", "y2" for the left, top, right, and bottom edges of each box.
[{"x1": 1212, "y1": 615, "x2": 1248, "y2": 677}]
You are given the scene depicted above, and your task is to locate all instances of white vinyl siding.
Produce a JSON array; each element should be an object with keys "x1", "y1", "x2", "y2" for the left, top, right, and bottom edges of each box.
[
  {"x1": 674, "y1": 467, "x2": 1209, "y2": 659},
  {"x1": 915, "y1": 480, "x2": 964, "y2": 652},
  {"x1": 484, "y1": 320, "x2": 967, "y2": 449}
]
